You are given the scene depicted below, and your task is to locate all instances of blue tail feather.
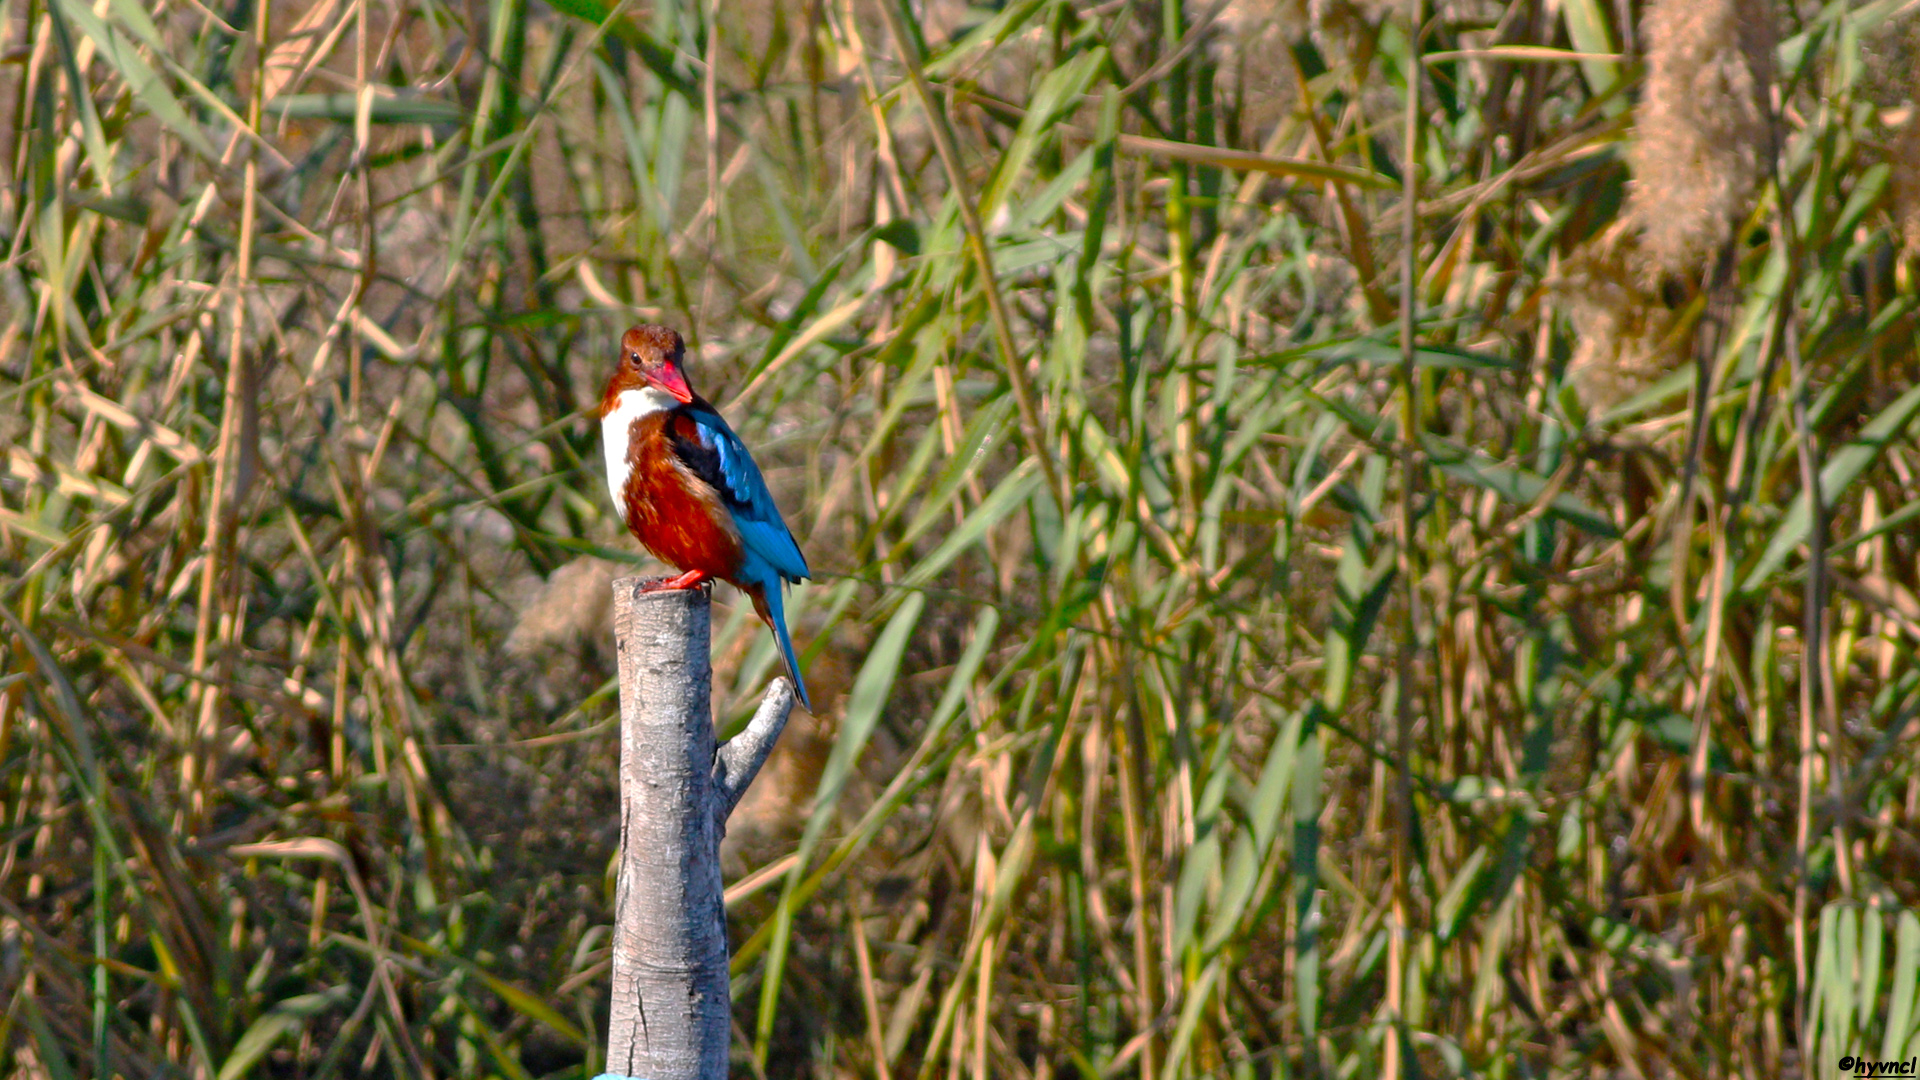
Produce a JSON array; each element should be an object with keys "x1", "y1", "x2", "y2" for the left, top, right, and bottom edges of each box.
[{"x1": 750, "y1": 580, "x2": 810, "y2": 711}]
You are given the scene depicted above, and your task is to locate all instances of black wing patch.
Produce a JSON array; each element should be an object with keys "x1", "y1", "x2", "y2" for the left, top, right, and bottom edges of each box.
[{"x1": 665, "y1": 412, "x2": 736, "y2": 506}]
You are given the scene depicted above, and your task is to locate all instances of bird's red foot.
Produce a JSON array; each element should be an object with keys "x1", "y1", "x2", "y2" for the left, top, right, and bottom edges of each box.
[{"x1": 638, "y1": 569, "x2": 713, "y2": 593}]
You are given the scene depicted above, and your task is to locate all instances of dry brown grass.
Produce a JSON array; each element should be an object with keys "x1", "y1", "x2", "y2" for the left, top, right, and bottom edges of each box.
[{"x1": 3, "y1": 0, "x2": 1919, "y2": 1078}]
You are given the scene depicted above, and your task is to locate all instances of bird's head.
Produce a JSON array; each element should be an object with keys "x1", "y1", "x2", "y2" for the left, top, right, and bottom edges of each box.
[{"x1": 613, "y1": 324, "x2": 693, "y2": 405}]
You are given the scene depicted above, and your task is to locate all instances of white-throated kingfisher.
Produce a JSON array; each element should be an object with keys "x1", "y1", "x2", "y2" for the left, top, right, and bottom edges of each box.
[{"x1": 599, "y1": 324, "x2": 812, "y2": 710}]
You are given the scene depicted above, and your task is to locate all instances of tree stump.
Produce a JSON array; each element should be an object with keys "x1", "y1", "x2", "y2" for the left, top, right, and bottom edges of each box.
[{"x1": 604, "y1": 581, "x2": 795, "y2": 1080}]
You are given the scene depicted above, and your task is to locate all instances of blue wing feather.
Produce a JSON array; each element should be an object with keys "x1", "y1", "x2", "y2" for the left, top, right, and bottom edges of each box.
[{"x1": 686, "y1": 408, "x2": 810, "y2": 584}]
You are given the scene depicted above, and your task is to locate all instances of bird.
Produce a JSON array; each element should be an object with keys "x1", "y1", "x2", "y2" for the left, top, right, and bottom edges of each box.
[{"x1": 599, "y1": 324, "x2": 812, "y2": 710}]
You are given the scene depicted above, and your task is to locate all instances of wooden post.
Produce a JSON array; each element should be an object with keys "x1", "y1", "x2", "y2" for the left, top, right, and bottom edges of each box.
[{"x1": 604, "y1": 580, "x2": 797, "y2": 1080}]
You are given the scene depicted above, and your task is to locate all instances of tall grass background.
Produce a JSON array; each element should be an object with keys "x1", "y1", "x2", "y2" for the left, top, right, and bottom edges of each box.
[{"x1": 3, "y1": 0, "x2": 1920, "y2": 1075}]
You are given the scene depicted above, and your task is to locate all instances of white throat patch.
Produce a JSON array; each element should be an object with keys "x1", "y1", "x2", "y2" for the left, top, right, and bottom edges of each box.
[{"x1": 601, "y1": 386, "x2": 679, "y2": 509}]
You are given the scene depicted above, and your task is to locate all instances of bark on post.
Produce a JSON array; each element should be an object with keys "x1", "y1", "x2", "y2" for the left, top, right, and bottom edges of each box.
[{"x1": 605, "y1": 579, "x2": 796, "y2": 1080}]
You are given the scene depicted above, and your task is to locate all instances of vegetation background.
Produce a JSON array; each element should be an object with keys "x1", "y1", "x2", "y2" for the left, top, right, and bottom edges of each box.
[{"x1": 4, "y1": 0, "x2": 1920, "y2": 1075}]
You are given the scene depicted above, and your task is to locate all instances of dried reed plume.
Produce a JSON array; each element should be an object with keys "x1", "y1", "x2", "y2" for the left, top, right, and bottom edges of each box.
[
  {"x1": 1893, "y1": 110, "x2": 1920, "y2": 256},
  {"x1": 1561, "y1": 223, "x2": 1684, "y2": 412},
  {"x1": 1627, "y1": 0, "x2": 1776, "y2": 279},
  {"x1": 507, "y1": 556, "x2": 617, "y2": 655}
]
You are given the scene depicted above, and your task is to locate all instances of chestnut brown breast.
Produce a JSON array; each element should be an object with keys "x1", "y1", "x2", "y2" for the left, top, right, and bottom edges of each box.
[{"x1": 621, "y1": 411, "x2": 746, "y2": 581}]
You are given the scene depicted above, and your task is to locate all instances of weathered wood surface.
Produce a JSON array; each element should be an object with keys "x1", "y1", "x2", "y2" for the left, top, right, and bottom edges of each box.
[{"x1": 605, "y1": 581, "x2": 796, "y2": 1080}]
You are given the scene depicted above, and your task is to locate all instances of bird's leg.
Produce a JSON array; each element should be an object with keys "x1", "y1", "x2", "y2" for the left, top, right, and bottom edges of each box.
[{"x1": 639, "y1": 569, "x2": 713, "y2": 593}]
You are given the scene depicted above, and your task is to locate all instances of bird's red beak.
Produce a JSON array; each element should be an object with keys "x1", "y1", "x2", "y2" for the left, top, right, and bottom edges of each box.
[{"x1": 651, "y1": 363, "x2": 694, "y2": 404}]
